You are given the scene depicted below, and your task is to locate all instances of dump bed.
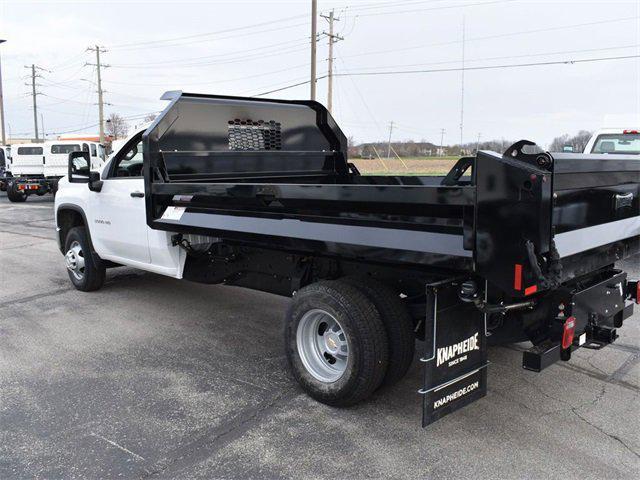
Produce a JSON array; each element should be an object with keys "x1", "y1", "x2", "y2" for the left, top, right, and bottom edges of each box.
[{"x1": 144, "y1": 92, "x2": 640, "y2": 296}]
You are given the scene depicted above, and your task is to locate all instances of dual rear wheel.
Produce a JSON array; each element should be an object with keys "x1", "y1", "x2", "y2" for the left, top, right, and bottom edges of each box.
[
  {"x1": 284, "y1": 278, "x2": 415, "y2": 407},
  {"x1": 6, "y1": 180, "x2": 27, "y2": 203}
]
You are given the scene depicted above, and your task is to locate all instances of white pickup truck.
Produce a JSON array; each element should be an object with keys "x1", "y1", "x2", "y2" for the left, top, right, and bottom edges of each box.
[
  {"x1": 53, "y1": 92, "x2": 639, "y2": 426},
  {"x1": 584, "y1": 128, "x2": 640, "y2": 155}
]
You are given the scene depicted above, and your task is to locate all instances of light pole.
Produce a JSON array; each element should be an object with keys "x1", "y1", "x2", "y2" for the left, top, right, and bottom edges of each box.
[{"x1": 0, "y1": 39, "x2": 6, "y2": 145}]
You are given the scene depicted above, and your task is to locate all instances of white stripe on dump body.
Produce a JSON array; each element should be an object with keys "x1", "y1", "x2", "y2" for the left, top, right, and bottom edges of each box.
[
  {"x1": 162, "y1": 211, "x2": 472, "y2": 257},
  {"x1": 555, "y1": 216, "x2": 640, "y2": 258}
]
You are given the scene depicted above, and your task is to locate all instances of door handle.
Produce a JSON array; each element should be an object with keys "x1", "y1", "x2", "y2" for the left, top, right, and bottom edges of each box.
[
  {"x1": 614, "y1": 192, "x2": 633, "y2": 209},
  {"x1": 130, "y1": 191, "x2": 145, "y2": 198}
]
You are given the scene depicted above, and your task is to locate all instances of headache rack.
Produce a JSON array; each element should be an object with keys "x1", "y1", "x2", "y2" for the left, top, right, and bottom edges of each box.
[{"x1": 144, "y1": 92, "x2": 640, "y2": 297}]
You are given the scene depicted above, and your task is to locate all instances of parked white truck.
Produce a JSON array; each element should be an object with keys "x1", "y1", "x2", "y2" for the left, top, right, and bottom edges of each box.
[
  {"x1": 584, "y1": 128, "x2": 640, "y2": 155},
  {"x1": 5, "y1": 140, "x2": 105, "y2": 202}
]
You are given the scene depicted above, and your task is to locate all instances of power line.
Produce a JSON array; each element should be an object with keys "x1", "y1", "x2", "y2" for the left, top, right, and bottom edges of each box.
[
  {"x1": 256, "y1": 76, "x2": 327, "y2": 97},
  {"x1": 335, "y1": 0, "x2": 451, "y2": 14},
  {"x1": 108, "y1": 19, "x2": 309, "y2": 52},
  {"x1": 356, "y1": 0, "x2": 517, "y2": 17},
  {"x1": 340, "y1": 16, "x2": 640, "y2": 61},
  {"x1": 104, "y1": 61, "x2": 321, "y2": 88},
  {"x1": 342, "y1": 43, "x2": 640, "y2": 72},
  {"x1": 108, "y1": 13, "x2": 308, "y2": 49},
  {"x1": 46, "y1": 111, "x2": 160, "y2": 136},
  {"x1": 107, "y1": 40, "x2": 313, "y2": 69},
  {"x1": 106, "y1": 37, "x2": 311, "y2": 68},
  {"x1": 333, "y1": 54, "x2": 640, "y2": 77},
  {"x1": 254, "y1": 53, "x2": 639, "y2": 97}
]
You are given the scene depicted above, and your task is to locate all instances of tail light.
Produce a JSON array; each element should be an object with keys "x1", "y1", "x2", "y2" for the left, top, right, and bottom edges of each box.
[
  {"x1": 623, "y1": 130, "x2": 639, "y2": 134},
  {"x1": 636, "y1": 282, "x2": 640, "y2": 305},
  {"x1": 562, "y1": 317, "x2": 576, "y2": 349}
]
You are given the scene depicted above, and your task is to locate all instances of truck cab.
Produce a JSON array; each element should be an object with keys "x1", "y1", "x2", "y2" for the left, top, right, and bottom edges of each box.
[
  {"x1": 55, "y1": 128, "x2": 182, "y2": 276},
  {"x1": 584, "y1": 128, "x2": 640, "y2": 155}
]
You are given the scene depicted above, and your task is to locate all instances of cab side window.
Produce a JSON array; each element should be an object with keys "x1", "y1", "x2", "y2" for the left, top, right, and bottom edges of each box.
[{"x1": 112, "y1": 140, "x2": 143, "y2": 178}]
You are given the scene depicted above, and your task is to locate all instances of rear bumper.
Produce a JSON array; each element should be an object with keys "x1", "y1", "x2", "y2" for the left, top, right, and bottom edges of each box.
[
  {"x1": 12, "y1": 177, "x2": 59, "y2": 195},
  {"x1": 523, "y1": 269, "x2": 635, "y2": 371}
]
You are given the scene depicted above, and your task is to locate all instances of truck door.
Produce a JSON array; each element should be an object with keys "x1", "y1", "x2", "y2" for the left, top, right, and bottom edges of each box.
[{"x1": 89, "y1": 135, "x2": 151, "y2": 264}]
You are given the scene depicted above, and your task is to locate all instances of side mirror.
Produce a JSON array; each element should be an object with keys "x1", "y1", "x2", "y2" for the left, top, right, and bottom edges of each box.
[
  {"x1": 88, "y1": 171, "x2": 103, "y2": 192},
  {"x1": 68, "y1": 151, "x2": 90, "y2": 183}
]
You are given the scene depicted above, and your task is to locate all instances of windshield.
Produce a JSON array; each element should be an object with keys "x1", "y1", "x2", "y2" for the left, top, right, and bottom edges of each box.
[
  {"x1": 17, "y1": 146, "x2": 43, "y2": 155},
  {"x1": 51, "y1": 144, "x2": 81, "y2": 155},
  {"x1": 591, "y1": 133, "x2": 640, "y2": 155}
]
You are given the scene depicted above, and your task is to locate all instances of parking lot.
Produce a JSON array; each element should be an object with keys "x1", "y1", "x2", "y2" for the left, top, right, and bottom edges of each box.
[{"x1": 0, "y1": 193, "x2": 638, "y2": 479}]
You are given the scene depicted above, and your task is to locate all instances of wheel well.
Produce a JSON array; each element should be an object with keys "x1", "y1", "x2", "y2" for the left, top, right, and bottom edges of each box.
[{"x1": 57, "y1": 208, "x2": 86, "y2": 253}]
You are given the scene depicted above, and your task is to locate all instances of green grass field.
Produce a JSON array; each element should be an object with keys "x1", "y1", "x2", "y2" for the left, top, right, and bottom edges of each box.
[{"x1": 352, "y1": 156, "x2": 459, "y2": 176}]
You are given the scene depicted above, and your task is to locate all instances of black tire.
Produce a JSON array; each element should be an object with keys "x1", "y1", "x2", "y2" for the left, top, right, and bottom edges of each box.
[
  {"x1": 285, "y1": 280, "x2": 389, "y2": 407},
  {"x1": 64, "y1": 226, "x2": 105, "y2": 292},
  {"x1": 342, "y1": 276, "x2": 415, "y2": 387},
  {"x1": 6, "y1": 180, "x2": 27, "y2": 203}
]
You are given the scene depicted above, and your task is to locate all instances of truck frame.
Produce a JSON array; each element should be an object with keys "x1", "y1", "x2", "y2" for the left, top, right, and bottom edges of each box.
[{"x1": 55, "y1": 92, "x2": 639, "y2": 426}]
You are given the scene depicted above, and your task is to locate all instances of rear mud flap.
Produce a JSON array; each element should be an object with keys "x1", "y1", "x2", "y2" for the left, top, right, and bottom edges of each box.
[{"x1": 420, "y1": 280, "x2": 488, "y2": 427}]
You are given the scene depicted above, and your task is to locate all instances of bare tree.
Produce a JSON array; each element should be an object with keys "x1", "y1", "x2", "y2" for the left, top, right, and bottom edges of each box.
[
  {"x1": 106, "y1": 113, "x2": 129, "y2": 140},
  {"x1": 572, "y1": 130, "x2": 593, "y2": 152},
  {"x1": 549, "y1": 130, "x2": 593, "y2": 152},
  {"x1": 144, "y1": 113, "x2": 157, "y2": 123}
]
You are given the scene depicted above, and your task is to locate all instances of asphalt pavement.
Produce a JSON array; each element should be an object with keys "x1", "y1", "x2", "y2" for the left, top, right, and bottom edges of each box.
[{"x1": 0, "y1": 191, "x2": 638, "y2": 479}]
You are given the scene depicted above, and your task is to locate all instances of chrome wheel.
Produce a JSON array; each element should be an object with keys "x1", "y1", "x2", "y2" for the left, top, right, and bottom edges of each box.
[
  {"x1": 296, "y1": 309, "x2": 349, "y2": 383},
  {"x1": 65, "y1": 240, "x2": 85, "y2": 281}
]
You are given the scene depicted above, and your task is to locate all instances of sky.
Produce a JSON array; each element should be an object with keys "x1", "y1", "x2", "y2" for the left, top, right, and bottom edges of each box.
[{"x1": 0, "y1": 0, "x2": 639, "y2": 148}]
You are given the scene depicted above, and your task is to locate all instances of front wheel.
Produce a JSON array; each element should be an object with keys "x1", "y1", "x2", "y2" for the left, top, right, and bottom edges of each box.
[
  {"x1": 64, "y1": 226, "x2": 105, "y2": 291},
  {"x1": 284, "y1": 280, "x2": 389, "y2": 407}
]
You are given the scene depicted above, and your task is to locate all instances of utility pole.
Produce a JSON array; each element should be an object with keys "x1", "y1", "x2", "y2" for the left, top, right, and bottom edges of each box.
[
  {"x1": 459, "y1": 16, "x2": 466, "y2": 146},
  {"x1": 87, "y1": 46, "x2": 108, "y2": 143},
  {"x1": 439, "y1": 128, "x2": 446, "y2": 157},
  {"x1": 41, "y1": 113, "x2": 45, "y2": 140},
  {"x1": 387, "y1": 121, "x2": 394, "y2": 159},
  {"x1": 0, "y1": 39, "x2": 6, "y2": 145},
  {"x1": 24, "y1": 64, "x2": 43, "y2": 141},
  {"x1": 310, "y1": 0, "x2": 318, "y2": 101},
  {"x1": 321, "y1": 9, "x2": 343, "y2": 114},
  {"x1": 476, "y1": 132, "x2": 482, "y2": 153}
]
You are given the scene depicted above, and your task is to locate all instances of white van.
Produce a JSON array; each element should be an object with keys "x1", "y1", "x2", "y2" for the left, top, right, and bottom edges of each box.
[{"x1": 46, "y1": 140, "x2": 106, "y2": 177}]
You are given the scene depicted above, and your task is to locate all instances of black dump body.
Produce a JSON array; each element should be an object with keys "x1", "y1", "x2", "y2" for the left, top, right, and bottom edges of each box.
[
  {"x1": 142, "y1": 92, "x2": 639, "y2": 426},
  {"x1": 143, "y1": 92, "x2": 639, "y2": 297}
]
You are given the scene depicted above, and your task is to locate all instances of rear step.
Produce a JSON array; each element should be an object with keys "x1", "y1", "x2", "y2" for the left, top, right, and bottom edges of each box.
[{"x1": 420, "y1": 279, "x2": 488, "y2": 426}]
